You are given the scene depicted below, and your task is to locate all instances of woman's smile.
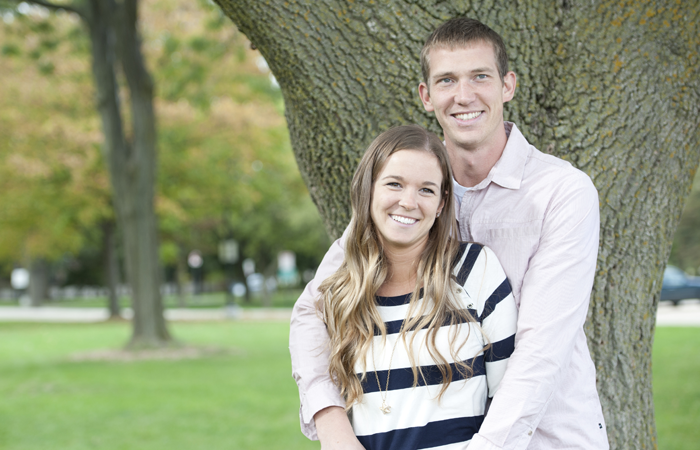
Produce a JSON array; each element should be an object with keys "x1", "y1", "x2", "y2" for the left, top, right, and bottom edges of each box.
[{"x1": 390, "y1": 215, "x2": 418, "y2": 225}]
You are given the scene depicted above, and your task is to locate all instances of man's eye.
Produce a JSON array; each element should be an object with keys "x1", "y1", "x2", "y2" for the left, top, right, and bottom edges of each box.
[
  {"x1": 437, "y1": 78, "x2": 452, "y2": 84},
  {"x1": 475, "y1": 74, "x2": 487, "y2": 80}
]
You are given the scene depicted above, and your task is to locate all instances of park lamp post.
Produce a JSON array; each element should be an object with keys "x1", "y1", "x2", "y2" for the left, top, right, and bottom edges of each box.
[{"x1": 11, "y1": 267, "x2": 30, "y2": 306}]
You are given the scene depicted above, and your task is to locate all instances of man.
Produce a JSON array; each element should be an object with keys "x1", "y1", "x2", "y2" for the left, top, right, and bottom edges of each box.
[{"x1": 290, "y1": 17, "x2": 609, "y2": 450}]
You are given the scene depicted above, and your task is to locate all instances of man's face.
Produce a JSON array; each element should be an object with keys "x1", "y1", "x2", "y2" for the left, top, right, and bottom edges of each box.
[{"x1": 418, "y1": 42, "x2": 516, "y2": 154}]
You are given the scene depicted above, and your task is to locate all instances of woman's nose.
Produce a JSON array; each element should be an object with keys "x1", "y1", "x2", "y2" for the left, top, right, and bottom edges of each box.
[{"x1": 398, "y1": 190, "x2": 417, "y2": 210}]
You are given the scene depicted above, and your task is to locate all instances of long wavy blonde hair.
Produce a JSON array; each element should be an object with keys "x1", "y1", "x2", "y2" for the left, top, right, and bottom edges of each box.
[{"x1": 319, "y1": 125, "x2": 481, "y2": 408}]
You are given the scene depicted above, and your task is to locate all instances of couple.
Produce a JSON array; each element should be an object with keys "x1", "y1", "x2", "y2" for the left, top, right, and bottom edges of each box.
[{"x1": 291, "y1": 18, "x2": 610, "y2": 450}]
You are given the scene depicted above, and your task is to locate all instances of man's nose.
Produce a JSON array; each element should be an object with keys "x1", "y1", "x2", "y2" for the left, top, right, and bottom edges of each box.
[{"x1": 455, "y1": 81, "x2": 475, "y2": 103}]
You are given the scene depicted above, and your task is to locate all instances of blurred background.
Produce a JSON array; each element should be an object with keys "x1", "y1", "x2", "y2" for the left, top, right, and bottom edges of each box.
[
  {"x1": 667, "y1": 171, "x2": 700, "y2": 275},
  {"x1": 0, "y1": 2, "x2": 331, "y2": 448},
  {"x1": 0, "y1": 0, "x2": 331, "y2": 310},
  {"x1": 0, "y1": 1, "x2": 698, "y2": 450}
]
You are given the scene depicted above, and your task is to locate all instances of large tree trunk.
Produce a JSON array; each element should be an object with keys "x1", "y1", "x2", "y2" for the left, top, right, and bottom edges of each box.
[
  {"x1": 85, "y1": 0, "x2": 171, "y2": 346},
  {"x1": 214, "y1": 1, "x2": 700, "y2": 448}
]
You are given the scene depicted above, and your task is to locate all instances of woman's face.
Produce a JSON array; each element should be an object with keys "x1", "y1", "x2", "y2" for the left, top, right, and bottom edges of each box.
[{"x1": 370, "y1": 149, "x2": 445, "y2": 254}]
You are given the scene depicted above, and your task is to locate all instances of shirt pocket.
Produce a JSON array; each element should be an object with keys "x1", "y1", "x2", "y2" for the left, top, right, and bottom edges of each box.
[{"x1": 477, "y1": 223, "x2": 542, "y2": 239}]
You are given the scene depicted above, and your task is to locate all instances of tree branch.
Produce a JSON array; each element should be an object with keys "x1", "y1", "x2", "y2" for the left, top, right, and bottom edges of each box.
[{"x1": 16, "y1": 0, "x2": 86, "y2": 19}]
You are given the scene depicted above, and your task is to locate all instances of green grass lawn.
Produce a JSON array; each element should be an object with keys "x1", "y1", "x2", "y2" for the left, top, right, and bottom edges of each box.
[
  {"x1": 0, "y1": 322, "x2": 697, "y2": 449},
  {"x1": 652, "y1": 327, "x2": 700, "y2": 450},
  {"x1": 0, "y1": 321, "x2": 318, "y2": 450}
]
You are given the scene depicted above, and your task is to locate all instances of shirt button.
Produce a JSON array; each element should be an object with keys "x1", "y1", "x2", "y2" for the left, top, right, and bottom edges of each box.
[
  {"x1": 528, "y1": 431, "x2": 533, "y2": 436},
  {"x1": 456, "y1": 287, "x2": 462, "y2": 293}
]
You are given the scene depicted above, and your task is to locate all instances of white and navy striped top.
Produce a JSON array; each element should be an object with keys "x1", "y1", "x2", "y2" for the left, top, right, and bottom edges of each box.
[{"x1": 350, "y1": 243, "x2": 518, "y2": 450}]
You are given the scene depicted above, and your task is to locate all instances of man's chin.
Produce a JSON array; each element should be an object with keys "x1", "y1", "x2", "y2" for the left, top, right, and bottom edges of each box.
[{"x1": 444, "y1": 133, "x2": 481, "y2": 151}]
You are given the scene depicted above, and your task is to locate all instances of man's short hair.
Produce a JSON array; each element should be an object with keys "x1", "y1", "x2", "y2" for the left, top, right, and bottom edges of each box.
[{"x1": 420, "y1": 17, "x2": 509, "y2": 84}]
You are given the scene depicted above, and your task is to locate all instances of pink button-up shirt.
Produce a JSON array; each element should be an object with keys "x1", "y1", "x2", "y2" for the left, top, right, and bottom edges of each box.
[{"x1": 289, "y1": 122, "x2": 609, "y2": 449}]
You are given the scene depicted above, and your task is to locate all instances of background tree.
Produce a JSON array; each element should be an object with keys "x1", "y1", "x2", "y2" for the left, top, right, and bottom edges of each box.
[
  {"x1": 1, "y1": 0, "x2": 170, "y2": 347},
  {"x1": 146, "y1": 1, "x2": 329, "y2": 294},
  {"x1": 213, "y1": 1, "x2": 700, "y2": 448},
  {"x1": 0, "y1": 9, "x2": 113, "y2": 306},
  {"x1": 0, "y1": 0, "x2": 330, "y2": 310}
]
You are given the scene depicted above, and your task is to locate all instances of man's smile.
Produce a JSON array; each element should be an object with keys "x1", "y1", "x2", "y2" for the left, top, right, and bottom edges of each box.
[{"x1": 454, "y1": 111, "x2": 482, "y2": 121}]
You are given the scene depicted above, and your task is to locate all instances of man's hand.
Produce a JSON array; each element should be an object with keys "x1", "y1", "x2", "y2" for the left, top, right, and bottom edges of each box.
[{"x1": 315, "y1": 406, "x2": 366, "y2": 450}]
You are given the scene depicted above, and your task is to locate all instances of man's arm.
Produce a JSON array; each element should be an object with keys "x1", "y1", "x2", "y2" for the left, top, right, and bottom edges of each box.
[
  {"x1": 477, "y1": 247, "x2": 518, "y2": 401},
  {"x1": 289, "y1": 227, "x2": 363, "y2": 448},
  {"x1": 469, "y1": 173, "x2": 600, "y2": 450}
]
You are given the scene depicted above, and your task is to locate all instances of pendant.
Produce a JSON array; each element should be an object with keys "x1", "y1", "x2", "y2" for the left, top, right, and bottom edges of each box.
[{"x1": 380, "y1": 400, "x2": 391, "y2": 414}]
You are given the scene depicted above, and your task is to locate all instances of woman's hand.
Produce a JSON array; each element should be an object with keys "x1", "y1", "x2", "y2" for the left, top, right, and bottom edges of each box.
[{"x1": 314, "y1": 406, "x2": 366, "y2": 450}]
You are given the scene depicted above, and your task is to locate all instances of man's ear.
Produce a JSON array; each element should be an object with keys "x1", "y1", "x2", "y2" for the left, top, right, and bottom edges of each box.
[
  {"x1": 418, "y1": 82, "x2": 435, "y2": 112},
  {"x1": 502, "y1": 71, "x2": 517, "y2": 103}
]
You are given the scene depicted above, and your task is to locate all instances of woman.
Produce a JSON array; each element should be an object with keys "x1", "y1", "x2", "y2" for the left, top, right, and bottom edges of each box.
[{"x1": 318, "y1": 125, "x2": 518, "y2": 450}]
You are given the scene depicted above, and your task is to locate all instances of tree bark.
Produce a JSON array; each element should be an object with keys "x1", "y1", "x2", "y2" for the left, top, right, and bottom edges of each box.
[
  {"x1": 85, "y1": 0, "x2": 171, "y2": 346},
  {"x1": 214, "y1": 1, "x2": 700, "y2": 448},
  {"x1": 102, "y1": 220, "x2": 121, "y2": 318},
  {"x1": 28, "y1": 258, "x2": 50, "y2": 307}
]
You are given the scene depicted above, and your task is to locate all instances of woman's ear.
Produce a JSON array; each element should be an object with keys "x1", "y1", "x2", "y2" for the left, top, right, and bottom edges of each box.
[{"x1": 437, "y1": 196, "x2": 446, "y2": 218}]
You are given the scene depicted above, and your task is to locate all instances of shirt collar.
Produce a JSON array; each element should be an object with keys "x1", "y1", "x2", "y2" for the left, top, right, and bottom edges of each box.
[{"x1": 475, "y1": 121, "x2": 528, "y2": 191}]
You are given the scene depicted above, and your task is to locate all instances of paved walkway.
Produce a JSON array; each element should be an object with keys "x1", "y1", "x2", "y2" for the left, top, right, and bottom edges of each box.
[
  {"x1": 1, "y1": 300, "x2": 700, "y2": 325},
  {"x1": 655, "y1": 300, "x2": 700, "y2": 326},
  {"x1": 0, "y1": 305, "x2": 293, "y2": 322}
]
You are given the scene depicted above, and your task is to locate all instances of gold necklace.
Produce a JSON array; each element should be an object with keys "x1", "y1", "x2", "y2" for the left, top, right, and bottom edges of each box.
[{"x1": 372, "y1": 324, "x2": 404, "y2": 415}]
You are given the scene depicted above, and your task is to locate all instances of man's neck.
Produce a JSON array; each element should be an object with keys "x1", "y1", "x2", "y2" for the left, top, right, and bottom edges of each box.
[{"x1": 447, "y1": 127, "x2": 508, "y2": 188}]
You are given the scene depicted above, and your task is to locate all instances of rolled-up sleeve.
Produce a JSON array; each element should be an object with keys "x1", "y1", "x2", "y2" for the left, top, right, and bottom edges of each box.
[{"x1": 289, "y1": 230, "x2": 348, "y2": 439}]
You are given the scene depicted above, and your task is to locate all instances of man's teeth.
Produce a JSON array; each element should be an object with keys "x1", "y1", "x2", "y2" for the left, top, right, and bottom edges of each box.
[
  {"x1": 455, "y1": 112, "x2": 481, "y2": 120},
  {"x1": 391, "y1": 215, "x2": 417, "y2": 225}
]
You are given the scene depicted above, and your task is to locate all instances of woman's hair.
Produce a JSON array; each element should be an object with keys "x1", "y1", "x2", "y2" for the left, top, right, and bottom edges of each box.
[{"x1": 319, "y1": 124, "x2": 480, "y2": 408}]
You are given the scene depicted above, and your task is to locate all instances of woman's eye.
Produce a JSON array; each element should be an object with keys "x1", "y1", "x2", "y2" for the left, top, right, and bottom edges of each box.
[{"x1": 421, "y1": 188, "x2": 435, "y2": 195}]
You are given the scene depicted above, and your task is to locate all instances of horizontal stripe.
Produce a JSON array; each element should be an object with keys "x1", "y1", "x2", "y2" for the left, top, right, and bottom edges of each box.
[
  {"x1": 365, "y1": 323, "x2": 486, "y2": 371},
  {"x1": 360, "y1": 356, "x2": 485, "y2": 393},
  {"x1": 357, "y1": 415, "x2": 484, "y2": 450},
  {"x1": 352, "y1": 377, "x2": 489, "y2": 436},
  {"x1": 376, "y1": 292, "x2": 413, "y2": 307},
  {"x1": 478, "y1": 278, "x2": 512, "y2": 322},
  {"x1": 484, "y1": 334, "x2": 515, "y2": 362},
  {"x1": 379, "y1": 309, "x2": 477, "y2": 336},
  {"x1": 377, "y1": 302, "x2": 414, "y2": 323},
  {"x1": 455, "y1": 244, "x2": 482, "y2": 286}
]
